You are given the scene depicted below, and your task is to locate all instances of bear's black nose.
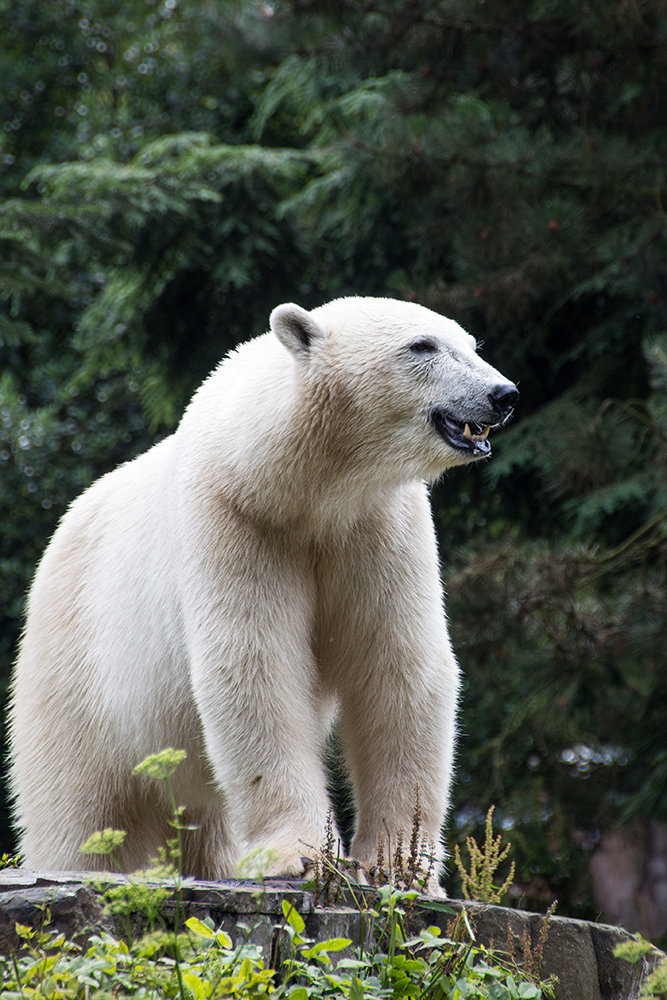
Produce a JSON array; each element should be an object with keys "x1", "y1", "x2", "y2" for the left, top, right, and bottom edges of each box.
[{"x1": 488, "y1": 383, "x2": 519, "y2": 419}]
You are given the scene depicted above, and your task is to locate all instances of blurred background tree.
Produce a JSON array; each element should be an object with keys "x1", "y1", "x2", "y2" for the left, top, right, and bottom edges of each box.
[{"x1": 1, "y1": 0, "x2": 666, "y2": 931}]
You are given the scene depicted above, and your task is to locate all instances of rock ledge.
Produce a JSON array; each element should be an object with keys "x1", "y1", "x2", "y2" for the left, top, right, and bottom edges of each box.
[{"x1": 0, "y1": 869, "x2": 664, "y2": 1000}]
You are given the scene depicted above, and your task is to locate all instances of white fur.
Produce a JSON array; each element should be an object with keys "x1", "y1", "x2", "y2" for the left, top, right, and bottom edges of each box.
[{"x1": 9, "y1": 296, "x2": 514, "y2": 883}]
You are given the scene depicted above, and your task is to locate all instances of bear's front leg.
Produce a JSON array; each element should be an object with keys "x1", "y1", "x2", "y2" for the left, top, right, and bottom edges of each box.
[
  {"x1": 178, "y1": 508, "x2": 331, "y2": 877},
  {"x1": 316, "y1": 484, "x2": 460, "y2": 894}
]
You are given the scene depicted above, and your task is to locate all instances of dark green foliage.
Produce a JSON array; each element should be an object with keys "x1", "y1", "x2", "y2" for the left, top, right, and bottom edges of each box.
[{"x1": 1, "y1": 0, "x2": 666, "y2": 921}]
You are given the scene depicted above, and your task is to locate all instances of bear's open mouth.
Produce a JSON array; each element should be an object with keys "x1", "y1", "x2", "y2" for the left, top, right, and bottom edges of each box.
[{"x1": 430, "y1": 410, "x2": 493, "y2": 457}]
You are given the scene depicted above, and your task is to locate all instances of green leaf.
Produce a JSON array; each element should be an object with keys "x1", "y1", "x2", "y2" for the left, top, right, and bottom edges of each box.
[
  {"x1": 215, "y1": 929, "x2": 233, "y2": 948},
  {"x1": 185, "y1": 917, "x2": 215, "y2": 939},
  {"x1": 518, "y1": 983, "x2": 542, "y2": 998},
  {"x1": 282, "y1": 899, "x2": 305, "y2": 934},
  {"x1": 416, "y1": 901, "x2": 456, "y2": 914},
  {"x1": 182, "y1": 970, "x2": 209, "y2": 1000},
  {"x1": 301, "y1": 937, "x2": 352, "y2": 958},
  {"x1": 350, "y1": 976, "x2": 364, "y2": 1000}
]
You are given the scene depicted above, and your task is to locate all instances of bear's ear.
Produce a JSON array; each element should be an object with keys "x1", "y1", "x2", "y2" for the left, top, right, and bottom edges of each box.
[{"x1": 270, "y1": 303, "x2": 326, "y2": 357}]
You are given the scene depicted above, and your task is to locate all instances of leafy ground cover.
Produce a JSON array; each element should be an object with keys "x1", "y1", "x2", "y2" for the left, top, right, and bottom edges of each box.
[
  {"x1": 1, "y1": 750, "x2": 557, "y2": 998},
  {"x1": 1, "y1": 890, "x2": 555, "y2": 1000}
]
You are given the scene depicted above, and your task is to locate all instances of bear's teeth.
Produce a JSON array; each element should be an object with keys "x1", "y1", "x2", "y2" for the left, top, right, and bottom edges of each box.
[{"x1": 463, "y1": 423, "x2": 491, "y2": 441}]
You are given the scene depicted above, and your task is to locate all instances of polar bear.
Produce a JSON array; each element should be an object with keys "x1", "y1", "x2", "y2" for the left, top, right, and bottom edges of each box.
[{"x1": 9, "y1": 296, "x2": 517, "y2": 884}]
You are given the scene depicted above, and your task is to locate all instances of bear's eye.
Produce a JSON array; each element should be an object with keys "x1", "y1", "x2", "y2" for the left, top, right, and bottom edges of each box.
[{"x1": 409, "y1": 338, "x2": 438, "y2": 354}]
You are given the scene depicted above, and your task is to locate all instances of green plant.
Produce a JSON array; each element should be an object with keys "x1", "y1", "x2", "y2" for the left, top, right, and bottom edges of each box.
[
  {"x1": 0, "y1": 853, "x2": 22, "y2": 869},
  {"x1": 289, "y1": 795, "x2": 555, "y2": 999},
  {"x1": 78, "y1": 747, "x2": 192, "y2": 996},
  {"x1": 504, "y1": 902, "x2": 557, "y2": 987},
  {"x1": 76, "y1": 747, "x2": 233, "y2": 968},
  {"x1": 277, "y1": 883, "x2": 555, "y2": 1000},
  {"x1": 453, "y1": 806, "x2": 516, "y2": 905},
  {"x1": 79, "y1": 826, "x2": 127, "y2": 868},
  {"x1": 614, "y1": 935, "x2": 667, "y2": 1000},
  {"x1": 81, "y1": 824, "x2": 175, "y2": 948},
  {"x1": 0, "y1": 879, "x2": 558, "y2": 998},
  {"x1": 0, "y1": 750, "x2": 558, "y2": 998},
  {"x1": 0, "y1": 909, "x2": 273, "y2": 999},
  {"x1": 371, "y1": 785, "x2": 438, "y2": 895},
  {"x1": 640, "y1": 962, "x2": 667, "y2": 1000},
  {"x1": 308, "y1": 788, "x2": 437, "y2": 908}
]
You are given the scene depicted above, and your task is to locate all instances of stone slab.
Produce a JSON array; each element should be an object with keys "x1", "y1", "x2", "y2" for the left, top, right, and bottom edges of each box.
[{"x1": 0, "y1": 870, "x2": 663, "y2": 999}]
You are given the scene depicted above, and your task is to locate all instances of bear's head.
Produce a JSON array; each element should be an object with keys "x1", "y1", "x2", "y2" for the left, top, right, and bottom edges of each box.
[{"x1": 270, "y1": 296, "x2": 518, "y2": 483}]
